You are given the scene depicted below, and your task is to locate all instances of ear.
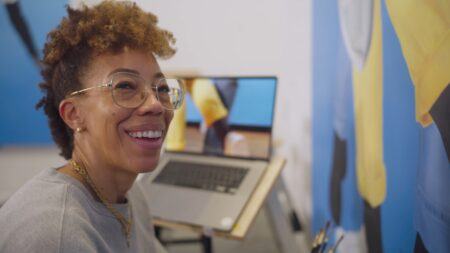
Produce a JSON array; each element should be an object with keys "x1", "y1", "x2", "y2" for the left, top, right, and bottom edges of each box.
[{"x1": 59, "y1": 98, "x2": 84, "y2": 132}]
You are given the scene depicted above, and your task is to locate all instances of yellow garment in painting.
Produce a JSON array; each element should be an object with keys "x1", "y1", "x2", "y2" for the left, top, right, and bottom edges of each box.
[
  {"x1": 386, "y1": 0, "x2": 450, "y2": 126},
  {"x1": 187, "y1": 79, "x2": 228, "y2": 127},
  {"x1": 165, "y1": 79, "x2": 228, "y2": 151},
  {"x1": 353, "y1": 0, "x2": 387, "y2": 208},
  {"x1": 165, "y1": 101, "x2": 186, "y2": 151}
]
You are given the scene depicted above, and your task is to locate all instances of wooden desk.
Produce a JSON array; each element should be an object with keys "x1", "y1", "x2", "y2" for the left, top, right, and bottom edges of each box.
[{"x1": 154, "y1": 157, "x2": 299, "y2": 253}]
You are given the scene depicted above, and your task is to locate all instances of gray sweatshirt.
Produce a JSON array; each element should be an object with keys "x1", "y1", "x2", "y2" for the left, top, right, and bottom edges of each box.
[{"x1": 0, "y1": 167, "x2": 167, "y2": 253}]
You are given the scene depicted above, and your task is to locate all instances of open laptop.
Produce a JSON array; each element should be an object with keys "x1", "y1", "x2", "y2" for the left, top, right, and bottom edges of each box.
[{"x1": 141, "y1": 76, "x2": 277, "y2": 231}]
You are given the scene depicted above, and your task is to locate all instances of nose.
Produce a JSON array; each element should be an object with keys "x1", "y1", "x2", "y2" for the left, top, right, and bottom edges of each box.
[{"x1": 135, "y1": 88, "x2": 164, "y2": 115}]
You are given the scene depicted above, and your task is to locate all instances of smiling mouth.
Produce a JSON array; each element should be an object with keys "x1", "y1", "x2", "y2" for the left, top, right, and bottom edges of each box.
[
  {"x1": 127, "y1": 130, "x2": 163, "y2": 139},
  {"x1": 125, "y1": 129, "x2": 165, "y2": 150}
]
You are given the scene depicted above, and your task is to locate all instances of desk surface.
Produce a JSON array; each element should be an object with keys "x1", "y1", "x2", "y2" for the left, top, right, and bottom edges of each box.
[{"x1": 153, "y1": 157, "x2": 286, "y2": 240}]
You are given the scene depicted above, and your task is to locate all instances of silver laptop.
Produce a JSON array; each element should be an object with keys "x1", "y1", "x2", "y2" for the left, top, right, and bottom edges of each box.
[{"x1": 141, "y1": 76, "x2": 277, "y2": 231}]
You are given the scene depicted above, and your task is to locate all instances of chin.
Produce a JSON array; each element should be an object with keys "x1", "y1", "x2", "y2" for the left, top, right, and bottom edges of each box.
[{"x1": 132, "y1": 156, "x2": 161, "y2": 173}]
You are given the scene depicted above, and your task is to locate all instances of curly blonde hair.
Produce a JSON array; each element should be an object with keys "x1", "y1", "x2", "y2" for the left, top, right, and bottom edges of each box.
[{"x1": 36, "y1": 1, "x2": 176, "y2": 159}]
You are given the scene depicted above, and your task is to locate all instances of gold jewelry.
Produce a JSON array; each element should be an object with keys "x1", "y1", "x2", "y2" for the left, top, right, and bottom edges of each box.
[
  {"x1": 70, "y1": 160, "x2": 132, "y2": 247},
  {"x1": 76, "y1": 127, "x2": 84, "y2": 133}
]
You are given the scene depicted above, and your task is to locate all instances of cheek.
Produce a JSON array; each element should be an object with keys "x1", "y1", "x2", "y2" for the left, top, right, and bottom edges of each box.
[
  {"x1": 107, "y1": 111, "x2": 130, "y2": 136},
  {"x1": 93, "y1": 107, "x2": 129, "y2": 145}
]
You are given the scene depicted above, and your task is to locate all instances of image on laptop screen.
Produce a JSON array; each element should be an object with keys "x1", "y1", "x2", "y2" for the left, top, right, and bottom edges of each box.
[{"x1": 165, "y1": 77, "x2": 277, "y2": 159}]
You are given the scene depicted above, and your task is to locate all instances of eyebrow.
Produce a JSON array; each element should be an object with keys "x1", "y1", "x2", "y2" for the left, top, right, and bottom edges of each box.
[
  {"x1": 108, "y1": 68, "x2": 140, "y2": 76},
  {"x1": 108, "y1": 68, "x2": 165, "y2": 79}
]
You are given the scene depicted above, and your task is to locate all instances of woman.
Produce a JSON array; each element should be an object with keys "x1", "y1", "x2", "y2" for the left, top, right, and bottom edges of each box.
[{"x1": 0, "y1": 1, "x2": 183, "y2": 252}]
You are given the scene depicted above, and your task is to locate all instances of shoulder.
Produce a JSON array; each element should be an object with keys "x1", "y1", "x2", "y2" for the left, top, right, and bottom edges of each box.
[
  {"x1": 0, "y1": 171, "x2": 101, "y2": 252},
  {"x1": 0, "y1": 173, "x2": 67, "y2": 252}
]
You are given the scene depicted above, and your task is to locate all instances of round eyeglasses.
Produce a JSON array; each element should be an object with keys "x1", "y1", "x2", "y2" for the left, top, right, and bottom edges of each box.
[{"x1": 68, "y1": 72, "x2": 185, "y2": 110}]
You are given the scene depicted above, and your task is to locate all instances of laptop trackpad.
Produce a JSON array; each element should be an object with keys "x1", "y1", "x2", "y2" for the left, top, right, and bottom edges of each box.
[{"x1": 148, "y1": 183, "x2": 247, "y2": 231}]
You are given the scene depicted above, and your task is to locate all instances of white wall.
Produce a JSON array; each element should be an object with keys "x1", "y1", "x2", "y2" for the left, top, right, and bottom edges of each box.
[{"x1": 136, "y1": 0, "x2": 313, "y2": 230}]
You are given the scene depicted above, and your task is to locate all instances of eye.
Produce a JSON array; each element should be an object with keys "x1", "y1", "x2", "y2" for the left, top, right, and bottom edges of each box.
[
  {"x1": 115, "y1": 81, "x2": 136, "y2": 90},
  {"x1": 156, "y1": 85, "x2": 170, "y2": 93}
]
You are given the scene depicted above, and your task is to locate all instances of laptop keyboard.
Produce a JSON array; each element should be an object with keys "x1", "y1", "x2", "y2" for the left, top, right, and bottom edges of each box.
[{"x1": 153, "y1": 161, "x2": 249, "y2": 194}]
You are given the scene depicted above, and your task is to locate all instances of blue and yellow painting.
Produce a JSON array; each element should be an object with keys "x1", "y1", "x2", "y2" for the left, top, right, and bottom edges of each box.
[{"x1": 313, "y1": 0, "x2": 449, "y2": 252}]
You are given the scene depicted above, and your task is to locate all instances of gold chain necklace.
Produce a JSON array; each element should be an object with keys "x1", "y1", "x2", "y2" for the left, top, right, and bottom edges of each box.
[{"x1": 70, "y1": 160, "x2": 132, "y2": 247}]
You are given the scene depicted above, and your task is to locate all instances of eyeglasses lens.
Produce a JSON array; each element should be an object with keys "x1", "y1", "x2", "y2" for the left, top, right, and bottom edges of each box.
[{"x1": 111, "y1": 73, "x2": 184, "y2": 110}]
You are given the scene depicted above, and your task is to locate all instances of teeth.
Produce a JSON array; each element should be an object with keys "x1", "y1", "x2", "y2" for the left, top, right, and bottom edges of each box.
[{"x1": 128, "y1": 130, "x2": 162, "y2": 139}]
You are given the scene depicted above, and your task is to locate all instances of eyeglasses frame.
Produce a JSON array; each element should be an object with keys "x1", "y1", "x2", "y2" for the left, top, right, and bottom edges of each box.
[{"x1": 67, "y1": 72, "x2": 184, "y2": 110}]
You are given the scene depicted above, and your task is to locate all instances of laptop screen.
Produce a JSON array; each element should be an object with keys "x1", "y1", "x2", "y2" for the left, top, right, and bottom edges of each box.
[{"x1": 165, "y1": 76, "x2": 277, "y2": 160}]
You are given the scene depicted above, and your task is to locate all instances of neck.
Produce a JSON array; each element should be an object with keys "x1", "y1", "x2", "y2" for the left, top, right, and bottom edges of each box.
[{"x1": 60, "y1": 148, "x2": 137, "y2": 204}]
